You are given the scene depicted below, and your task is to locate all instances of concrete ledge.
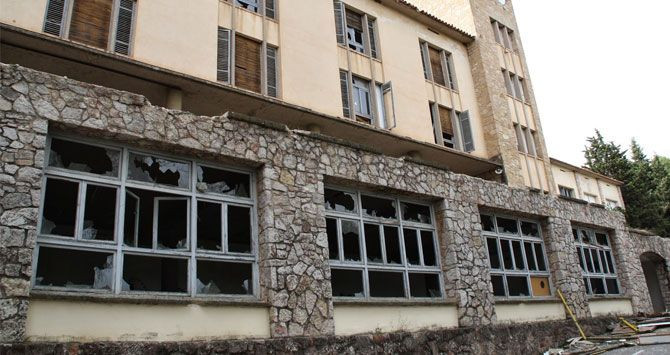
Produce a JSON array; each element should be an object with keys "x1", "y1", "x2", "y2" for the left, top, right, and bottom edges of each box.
[
  {"x1": 333, "y1": 304, "x2": 459, "y2": 335},
  {"x1": 30, "y1": 290, "x2": 269, "y2": 307},
  {"x1": 494, "y1": 301, "x2": 566, "y2": 324},
  {"x1": 588, "y1": 298, "x2": 633, "y2": 317}
]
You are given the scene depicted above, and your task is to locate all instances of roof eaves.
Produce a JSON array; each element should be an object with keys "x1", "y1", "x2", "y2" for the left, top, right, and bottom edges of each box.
[
  {"x1": 550, "y1": 157, "x2": 624, "y2": 186},
  {"x1": 393, "y1": 0, "x2": 476, "y2": 42}
]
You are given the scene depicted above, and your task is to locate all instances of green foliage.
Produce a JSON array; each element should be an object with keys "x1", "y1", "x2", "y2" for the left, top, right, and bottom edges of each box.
[{"x1": 583, "y1": 131, "x2": 670, "y2": 238}]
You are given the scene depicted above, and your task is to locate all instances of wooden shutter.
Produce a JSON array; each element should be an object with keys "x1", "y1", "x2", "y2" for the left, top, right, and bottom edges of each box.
[
  {"x1": 381, "y1": 82, "x2": 396, "y2": 129},
  {"x1": 114, "y1": 0, "x2": 135, "y2": 55},
  {"x1": 217, "y1": 28, "x2": 231, "y2": 83},
  {"x1": 368, "y1": 19, "x2": 377, "y2": 58},
  {"x1": 346, "y1": 9, "x2": 363, "y2": 32},
  {"x1": 43, "y1": 0, "x2": 66, "y2": 36},
  {"x1": 235, "y1": 35, "x2": 262, "y2": 93},
  {"x1": 428, "y1": 47, "x2": 446, "y2": 86},
  {"x1": 458, "y1": 111, "x2": 475, "y2": 152},
  {"x1": 429, "y1": 104, "x2": 440, "y2": 145},
  {"x1": 265, "y1": 0, "x2": 276, "y2": 19},
  {"x1": 339, "y1": 70, "x2": 351, "y2": 118},
  {"x1": 438, "y1": 106, "x2": 454, "y2": 135},
  {"x1": 266, "y1": 46, "x2": 278, "y2": 97},
  {"x1": 333, "y1": 1, "x2": 346, "y2": 45},
  {"x1": 69, "y1": 0, "x2": 114, "y2": 50}
]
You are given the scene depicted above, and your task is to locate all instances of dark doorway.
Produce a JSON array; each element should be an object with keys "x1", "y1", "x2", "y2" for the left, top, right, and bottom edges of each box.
[{"x1": 640, "y1": 252, "x2": 669, "y2": 314}]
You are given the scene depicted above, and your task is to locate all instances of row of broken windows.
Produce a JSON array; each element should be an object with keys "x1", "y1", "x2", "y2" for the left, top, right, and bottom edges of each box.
[{"x1": 573, "y1": 228, "x2": 620, "y2": 295}]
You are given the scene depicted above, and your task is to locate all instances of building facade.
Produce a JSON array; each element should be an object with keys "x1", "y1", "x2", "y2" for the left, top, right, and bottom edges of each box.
[{"x1": 0, "y1": 0, "x2": 668, "y2": 350}]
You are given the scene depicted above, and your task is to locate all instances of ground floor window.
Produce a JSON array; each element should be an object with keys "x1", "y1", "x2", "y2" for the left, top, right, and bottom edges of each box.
[
  {"x1": 573, "y1": 227, "x2": 620, "y2": 295},
  {"x1": 33, "y1": 136, "x2": 257, "y2": 297},
  {"x1": 325, "y1": 187, "x2": 443, "y2": 299},
  {"x1": 481, "y1": 214, "x2": 552, "y2": 297}
]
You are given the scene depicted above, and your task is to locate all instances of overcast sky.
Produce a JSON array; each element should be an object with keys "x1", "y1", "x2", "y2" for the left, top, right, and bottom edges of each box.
[{"x1": 512, "y1": 0, "x2": 670, "y2": 166}]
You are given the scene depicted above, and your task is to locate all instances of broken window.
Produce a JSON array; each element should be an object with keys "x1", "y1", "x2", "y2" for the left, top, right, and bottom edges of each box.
[
  {"x1": 235, "y1": 0, "x2": 258, "y2": 12},
  {"x1": 197, "y1": 260, "x2": 252, "y2": 295},
  {"x1": 48, "y1": 138, "x2": 119, "y2": 176},
  {"x1": 420, "y1": 41, "x2": 457, "y2": 90},
  {"x1": 482, "y1": 214, "x2": 551, "y2": 297},
  {"x1": 326, "y1": 188, "x2": 441, "y2": 299},
  {"x1": 35, "y1": 247, "x2": 114, "y2": 290},
  {"x1": 352, "y1": 76, "x2": 372, "y2": 124},
  {"x1": 36, "y1": 137, "x2": 257, "y2": 297},
  {"x1": 560, "y1": 186, "x2": 575, "y2": 199},
  {"x1": 196, "y1": 165, "x2": 250, "y2": 197},
  {"x1": 345, "y1": 9, "x2": 365, "y2": 53},
  {"x1": 575, "y1": 227, "x2": 619, "y2": 294},
  {"x1": 333, "y1": 2, "x2": 378, "y2": 58}
]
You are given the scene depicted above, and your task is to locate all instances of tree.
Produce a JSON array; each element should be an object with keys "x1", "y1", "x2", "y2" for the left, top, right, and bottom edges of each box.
[{"x1": 583, "y1": 130, "x2": 630, "y2": 181}]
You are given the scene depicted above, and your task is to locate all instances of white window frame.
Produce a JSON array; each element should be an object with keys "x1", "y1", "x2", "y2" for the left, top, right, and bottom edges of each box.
[
  {"x1": 32, "y1": 135, "x2": 259, "y2": 299},
  {"x1": 481, "y1": 213, "x2": 553, "y2": 298},
  {"x1": 573, "y1": 227, "x2": 620, "y2": 295},
  {"x1": 325, "y1": 187, "x2": 444, "y2": 300}
]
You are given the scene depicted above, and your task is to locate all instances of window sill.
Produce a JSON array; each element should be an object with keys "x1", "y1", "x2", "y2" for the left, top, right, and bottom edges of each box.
[
  {"x1": 30, "y1": 289, "x2": 268, "y2": 307},
  {"x1": 338, "y1": 44, "x2": 380, "y2": 63},
  {"x1": 505, "y1": 93, "x2": 530, "y2": 105},
  {"x1": 587, "y1": 294, "x2": 630, "y2": 301},
  {"x1": 558, "y1": 195, "x2": 589, "y2": 205},
  {"x1": 425, "y1": 79, "x2": 459, "y2": 94},
  {"x1": 494, "y1": 296, "x2": 560, "y2": 304},
  {"x1": 333, "y1": 297, "x2": 457, "y2": 307}
]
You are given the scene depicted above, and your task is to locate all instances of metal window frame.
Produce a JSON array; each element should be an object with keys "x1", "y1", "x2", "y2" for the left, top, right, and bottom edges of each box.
[
  {"x1": 481, "y1": 213, "x2": 552, "y2": 298},
  {"x1": 32, "y1": 134, "x2": 259, "y2": 299},
  {"x1": 325, "y1": 186, "x2": 444, "y2": 300},
  {"x1": 573, "y1": 227, "x2": 620, "y2": 295},
  {"x1": 351, "y1": 75, "x2": 372, "y2": 120}
]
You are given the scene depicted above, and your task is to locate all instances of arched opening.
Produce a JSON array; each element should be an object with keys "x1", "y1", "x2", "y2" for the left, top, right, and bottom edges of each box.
[{"x1": 640, "y1": 252, "x2": 670, "y2": 314}]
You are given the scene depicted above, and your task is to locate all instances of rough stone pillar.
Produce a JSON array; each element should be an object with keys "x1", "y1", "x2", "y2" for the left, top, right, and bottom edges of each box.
[
  {"x1": 611, "y1": 229, "x2": 653, "y2": 314},
  {"x1": 436, "y1": 199, "x2": 495, "y2": 326},
  {"x1": 0, "y1": 72, "x2": 48, "y2": 341},
  {"x1": 257, "y1": 148, "x2": 334, "y2": 337},
  {"x1": 543, "y1": 217, "x2": 590, "y2": 318}
]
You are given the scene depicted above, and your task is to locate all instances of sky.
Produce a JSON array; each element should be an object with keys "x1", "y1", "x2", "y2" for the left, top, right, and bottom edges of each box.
[{"x1": 512, "y1": 0, "x2": 670, "y2": 166}]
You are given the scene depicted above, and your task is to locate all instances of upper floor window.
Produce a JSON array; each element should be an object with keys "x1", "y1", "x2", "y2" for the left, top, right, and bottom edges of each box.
[
  {"x1": 558, "y1": 185, "x2": 575, "y2": 198},
  {"x1": 333, "y1": 1, "x2": 379, "y2": 59},
  {"x1": 325, "y1": 188, "x2": 443, "y2": 299},
  {"x1": 34, "y1": 136, "x2": 257, "y2": 297},
  {"x1": 217, "y1": 27, "x2": 279, "y2": 97},
  {"x1": 513, "y1": 123, "x2": 538, "y2": 157},
  {"x1": 481, "y1": 214, "x2": 551, "y2": 298},
  {"x1": 43, "y1": 0, "x2": 136, "y2": 55},
  {"x1": 420, "y1": 41, "x2": 457, "y2": 90},
  {"x1": 429, "y1": 103, "x2": 475, "y2": 153},
  {"x1": 584, "y1": 193, "x2": 599, "y2": 204},
  {"x1": 229, "y1": 0, "x2": 276, "y2": 19},
  {"x1": 573, "y1": 227, "x2": 620, "y2": 295},
  {"x1": 502, "y1": 69, "x2": 527, "y2": 102},
  {"x1": 491, "y1": 19, "x2": 516, "y2": 51},
  {"x1": 339, "y1": 70, "x2": 395, "y2": 129},
  {"x1": 605, "y1": 199, "x2": 619, "y2": 209}
]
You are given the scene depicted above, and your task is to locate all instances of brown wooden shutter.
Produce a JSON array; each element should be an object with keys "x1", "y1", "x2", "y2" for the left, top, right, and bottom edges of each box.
[
  {"x1": 428, "y1": 47, "x2": 446, "y2": 86},
  {"x1": 438, "y1": 106, "x2": 454, "y2": 135},
  {"x1": 346, "y1": 9, "x2": 363, "y2": 31},
  {"x1": 235, "y1": 35, "x2": 262, "y2": 93},
  {"x1": 69, "y1": 0, "x2": 114, "y2": 50}
]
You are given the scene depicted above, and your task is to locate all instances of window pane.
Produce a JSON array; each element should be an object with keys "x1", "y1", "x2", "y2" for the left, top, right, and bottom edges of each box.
[
  {"x1": 228, "y1": 205, "x2": 252, "y2": 253},
  {"x1": 409, "y1": 273, "x2": 441, "y2": 298},
  {"x1": 580, "y1": 230, "x2": 591, "y2": 244},
  {"x1": 530, "y1": 276, "x2": 550, "y2": 296},
  {"x1": 534, "y1": 243, "x2": 547, "y2": 271},
  {"x1": 197, "y1": 201, "x2": 222, "y2": 251},
  {"x1": 122, "y1": 254, "x2": 188, "y2": 293},
  {"x1": 583, "y1": 278, "x2": 591, "y2": 294},
  {"x1": 35, "y1": 247, "x2": 114, "y2": 290},
  {"x1": 82, "y1": 184, "x2": 117, "y2": 241},
  {"x1": 481, "y1": 214, "x2": 496, "y2": 232},
  {"x1": 491, "y1": 275, "x2": 505, "y2": 296},
  {"x1": 123, "y1": 191, "x2": 139, "y2": 247},
  {"x1": 403, "y1": 228, "x2": 420, "y2": 265},
  {"x1": 599, "y1": 250, "x2": 607, "y2": 274},
  {"x1": 584, "y1": 247, "x2": 594, "y2": 272},
  {"x1": 41, "y1": 178, "x2": 78, "y2": 237},
  {"x1": 324, "y1": 188, "x2": 357, "y2": 213},
  {"x1": 369, "y1": 271, "x2": 404, "y2": 297},
  {"x1": 487, "y1": 238, "x2": 501, "y2": 269},
  {"x1": 401, "y1": 202, "x2": 431, "y2": 224},
  {"x1": 512, "y1": 240, "x2": 525, "y2": 270},
  {"x1": 361, "y1": 195, "x2": 397, "y2": 219},
  {"x1": 572, "y1": 228, "x2": 579, "y2": 242},
  {"x1": 421, "y1": 231, "x2": 437, "y2": 266},
  {"x1": 595, "y1": 233, "x2": 609, "y2": 246},
  {"x1": 128, "y1": 152, "x2": 190, "y2": 188},
  {"x1": 327, "y1": 218, "x2": 339, "y2": 260},
  {"x1": 341, "y1": 220, "x2": 361, "y2": 261},
  {"x1": 606, "y1": 278, "x2": 619, "y2": 294},
  {"x1": 156, "y1": 199, "x2": 189, "y2": 250},
  {"x1": 605, "y1": 251, "x2": 615, "y2": 274},
  {"x1": 506, "y1": 276, "x2": 530, "y2": 296},
  {"x1": 500, "y1": 240, "x2": 514, "y2": 270},
  {"x1": 590, "y1": 277, "x2": 606, "y2": 294},
  {"x1": 591, "y1": 249, "x2": 601, "y2": 273},
  {"x1": 364, "y1": 224, "x2": 383, "y2": 263},
  {"x1": 576, "y1": 247, "x2": 585, "y2": 271},
  {"x1": 524, "y1": 242, "x2": 536, "y2": 271},
  {"x1": 196, "y1": 260, "x2": 252, "y2": 295},
  {"x1": 331, "y1": 269, "x2": 363, "y2": 297},
  {"x1": 520, "y1": 221, "x2": 539, "y2": 237},
  {"x1": 196, "y1": 165, "x2": 249, "y2": 197},
  {"x1": 384, "y1": 226, "x2": 402, "y2": 264},
  {"x1": 48, "y1": 138, "x2": 119, "y2": 177},
  {"x1": 496, "y1": 217, "x2": 518, "y2": 234}
]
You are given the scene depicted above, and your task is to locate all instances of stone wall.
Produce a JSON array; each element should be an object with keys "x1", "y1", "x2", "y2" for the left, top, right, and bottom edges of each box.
[{"x1": 1, "y1": 63, "x2": 670, "y2": 344}]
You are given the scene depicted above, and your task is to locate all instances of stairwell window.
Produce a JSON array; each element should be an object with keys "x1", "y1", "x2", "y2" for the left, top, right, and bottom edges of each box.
[
  {"x1": 502, "y1": 70, "x2": 526, "y2": 102},
  {"x1": 573, "y1": 227, "x2": 620, "y2": 295},
  {"x1": 333, "y1": 1, "x2": 379, "y2": 59},
  {"x1": 491, "y1": 19, "x2": 516, "y2": 51},
  {"x1": 513, "y1": 124, "x2": 537, "y2": 156},
  {"x1": 43, "y1": 0, "x2": 136, "y2": 55},
  {"x1": 420, "y1": 41, "x2": 457, "y2": 90}
]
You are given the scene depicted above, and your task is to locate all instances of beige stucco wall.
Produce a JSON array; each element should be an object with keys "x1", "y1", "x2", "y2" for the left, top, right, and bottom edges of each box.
[
  {"x1": 26, "y1": 299, "x2": 271, "y2": 342},
  {"x1": 407, "y1": 0, "x2": 476, "y2": 35},
  {"x1": 598, "y1": 180, "x2": 624, "y2": 207},
  {"x1": 588, "y1": 299, "x2": 633, "y2": 317},
  {"x1": 552, "y1": 165, "x2": 579, "y2": 193},
  {"x1": 494, "y1": 302, "x2": 566, "y2": 324},
  {"x1": 333, "y1": 304, "x2": 458, "y2": 335},
  {"x1": 0, "y1": 0, "x2": 48, "y2": 33}
]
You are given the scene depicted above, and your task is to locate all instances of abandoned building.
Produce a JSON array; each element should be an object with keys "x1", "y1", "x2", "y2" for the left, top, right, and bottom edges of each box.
[{"x1": 0, "y1": 0, "x2": 669, "y2": 352}]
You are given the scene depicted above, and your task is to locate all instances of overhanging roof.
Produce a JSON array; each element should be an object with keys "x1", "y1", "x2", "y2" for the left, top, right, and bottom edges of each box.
[
  {"x1": 0, "y1": 24, "x2": 499, "y2": 177},
  {"x1": 550, "y1": 158, "x2": 623, "y2": 186}
]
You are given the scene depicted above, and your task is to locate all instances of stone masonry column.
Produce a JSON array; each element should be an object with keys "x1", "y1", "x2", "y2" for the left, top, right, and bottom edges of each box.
[
  {"x1": 543, "y1": 217, "x2": 590, "y2": 318},
  {"x1": 436, "y1": 199, "x2": 496, "y2": 326},
  {"x1": 256, "y1": 142, "x2": 334, "y2": 337},
  {"x1": 0, "y1": 70, "x2": 48, "y2": 341},
  {"x1": 611, "y1": 228, "x2": 653, "y2": 314}
]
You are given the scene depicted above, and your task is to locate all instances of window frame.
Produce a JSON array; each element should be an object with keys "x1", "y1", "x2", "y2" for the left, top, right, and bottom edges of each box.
[
  {"x1": 231, "y1": 0, "x2": 278, "y2": 20},
  {"x1": 420, "y1": 40, "x2": 458, "y2": 91},
  {"x1": 573, "y1": 227, "x2": 620, "y2": 295},
  {"x1": 336, "y1": 3, "x2": 380, "y2": 60},
  {"x1": 481, "y1": 213, "x2": 553, "y2": 298},
  {"x1": 32, "y1": 135, "x2": 259, "y2": 299},
  {"x1": 325, "y1": 186, "x2": 444, "y2": 300},
  {"x1": 429, "y1": 102, "x2": 463, "y2": 151},
  {"x1": 558, "y1": 185, "x2": 575, "y2": 198}
]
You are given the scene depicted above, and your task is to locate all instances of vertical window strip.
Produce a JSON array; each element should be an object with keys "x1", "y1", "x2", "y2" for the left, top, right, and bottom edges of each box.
[
  {"x1": 266, "y1": 46, "x2": 278, "y2": 97},
  {"x1": 217, "y1": 27, "x2": 231, "y2": 83},
  {"x1": 265, "y1": 0, "x2": 276, "y2": 19},
  {"x1": 574, "y1": 227, "x2": 619, "y2": 295},
  {"x1": 458, "y1": 111, "x2": 475, "y2": 152},
  {"x1": 339, "y1": 70, "x2": 351, "y2": 118},
  {"x1": 420, "y1": 42, "x2": 431, "y2": 80},
  {"x1": 368, "y1": 18, "x2": 378, "y2": 59},
  {"x1": 114, "y1": 0, "x2": 135, "y2": 55},
  {"x1": 333, "y1": 1, "x2": 346, "y2": 45},
  {"x1": 43, "y1": 0, "x2": 67, "y2": 36}
]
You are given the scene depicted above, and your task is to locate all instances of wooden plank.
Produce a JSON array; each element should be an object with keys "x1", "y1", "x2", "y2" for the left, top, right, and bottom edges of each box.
[
  {"x1": 69, "y1": 0, "x2": 113, "y2": 50},
  {"x1": 429, "y1": 47, "x2": 446, "y2": 86},
  {"x1": 235, "y1": 36, "x2": 261, "y2": 93}
]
